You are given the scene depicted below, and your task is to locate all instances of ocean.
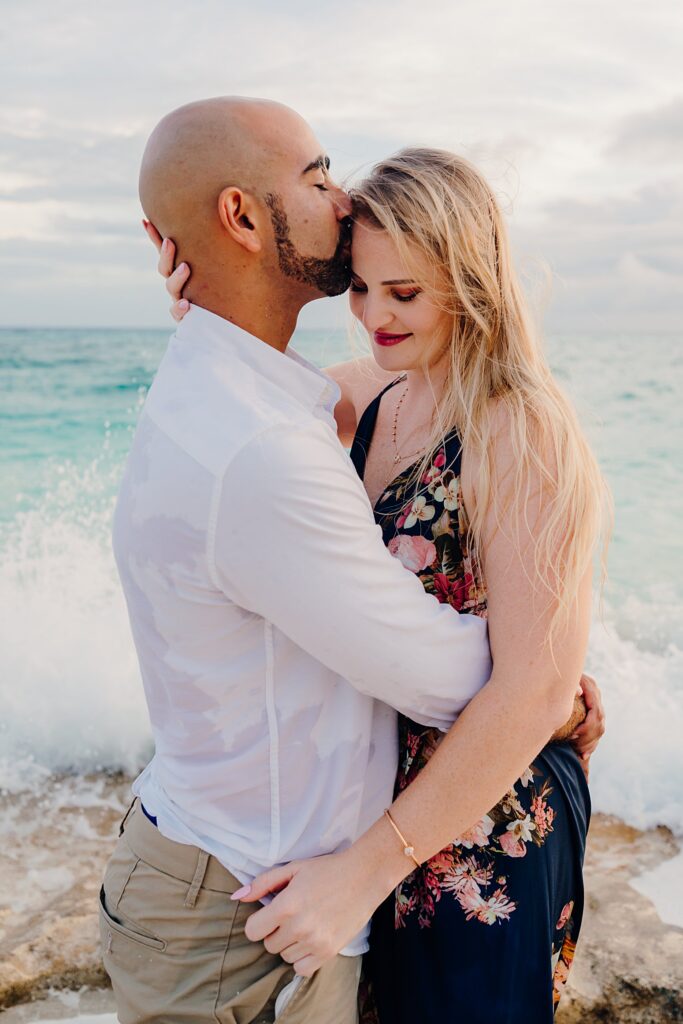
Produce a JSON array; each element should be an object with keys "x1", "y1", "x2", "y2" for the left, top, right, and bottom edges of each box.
[{"x1": 1, "y1": 325, "x2": 682, "y2": 839}]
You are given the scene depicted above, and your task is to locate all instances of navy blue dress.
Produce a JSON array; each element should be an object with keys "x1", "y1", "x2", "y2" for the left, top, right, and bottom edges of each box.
[{"x1": 350, "y1": 379, "x2": 591, "y2": 1024}]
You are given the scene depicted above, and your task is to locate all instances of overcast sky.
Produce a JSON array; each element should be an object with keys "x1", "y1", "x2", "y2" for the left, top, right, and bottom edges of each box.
[{"x1": 1, "y1": 0, "x2": 682, "y2": 331}]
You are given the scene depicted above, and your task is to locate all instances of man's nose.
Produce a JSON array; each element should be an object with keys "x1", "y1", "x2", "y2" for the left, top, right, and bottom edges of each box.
[{"x1": 331, "y1": 185, "x2": 352, "y2": 220}]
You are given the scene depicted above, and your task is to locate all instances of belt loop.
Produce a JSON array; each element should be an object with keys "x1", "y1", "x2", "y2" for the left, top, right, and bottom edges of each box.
[
  {"x1": 118, "y1": 797, "x2": 137, "y2": 837},
  {"x1": 184, "y1": 849, "x2": 210, "y2": 908}
]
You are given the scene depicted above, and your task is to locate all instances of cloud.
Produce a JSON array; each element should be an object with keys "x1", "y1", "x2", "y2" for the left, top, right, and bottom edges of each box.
[
  {"x1": 608, "y1": 97, "x2": 683, "y2": 160},
  {"x1": 0, "y1": 0, "x2": 682, "y2": 328}
]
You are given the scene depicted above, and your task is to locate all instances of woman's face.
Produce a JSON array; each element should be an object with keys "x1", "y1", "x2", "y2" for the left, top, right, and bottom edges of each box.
[{"x1": 349, "y1": 220, "x2": 450, "y2": 373}]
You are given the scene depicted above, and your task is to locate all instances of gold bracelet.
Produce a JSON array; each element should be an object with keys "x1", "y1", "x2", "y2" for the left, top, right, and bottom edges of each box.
[{"x1": 384, "y1": 808, "x2": 421, "y2": 869}]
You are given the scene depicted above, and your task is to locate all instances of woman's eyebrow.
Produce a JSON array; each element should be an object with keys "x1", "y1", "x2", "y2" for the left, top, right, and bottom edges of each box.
[{"x1": 381, "y1": 279, "x2": 416, "y2": 285}]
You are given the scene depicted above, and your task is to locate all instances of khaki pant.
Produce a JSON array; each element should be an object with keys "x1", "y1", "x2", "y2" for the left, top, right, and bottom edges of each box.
[{"x1": 99, "y1": 800, "x2": 361, "y2": 1023}]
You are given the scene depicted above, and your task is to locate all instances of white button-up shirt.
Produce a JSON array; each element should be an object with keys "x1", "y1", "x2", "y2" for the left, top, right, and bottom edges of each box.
[{"x1": 113, "y1": 305, "x2": 491, "y2": 954}]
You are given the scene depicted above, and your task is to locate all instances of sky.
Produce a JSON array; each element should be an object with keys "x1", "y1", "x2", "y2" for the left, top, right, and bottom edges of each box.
[{"x1": 1, "y1": 0, "x2": 682, "y2": 332}]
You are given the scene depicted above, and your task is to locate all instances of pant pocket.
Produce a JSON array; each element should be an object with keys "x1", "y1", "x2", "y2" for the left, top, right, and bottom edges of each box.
[{"x1": 99, "y1": 885, "x2": 166, "y2": 951}]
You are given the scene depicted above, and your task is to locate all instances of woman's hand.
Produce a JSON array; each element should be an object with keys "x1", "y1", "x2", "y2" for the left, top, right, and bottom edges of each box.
[
  {"x1": 570, "y1": 673, "x2": 606, "y2": 779},
  {"x1": 231, "y1": 847, "x2": 394, "y2": 978},
  {"x1": 142, "y1": 221, "x2": 192, "y2": 321}
]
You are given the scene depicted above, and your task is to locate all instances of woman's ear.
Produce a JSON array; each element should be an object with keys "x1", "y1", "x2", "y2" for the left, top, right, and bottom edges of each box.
[{"x1": 217, "y1": 187, "x2": 264, "y2": 254}]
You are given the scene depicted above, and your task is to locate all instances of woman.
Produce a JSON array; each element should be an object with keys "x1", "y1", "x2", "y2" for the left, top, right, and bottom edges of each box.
[{"x1": 147, "y1": 148, "x2": 609, "y2": 1021}]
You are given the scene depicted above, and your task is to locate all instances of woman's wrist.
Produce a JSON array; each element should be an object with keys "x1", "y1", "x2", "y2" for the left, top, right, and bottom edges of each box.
[{"x1": 343, "y1": 812, "x2": 418, "y2": 908}]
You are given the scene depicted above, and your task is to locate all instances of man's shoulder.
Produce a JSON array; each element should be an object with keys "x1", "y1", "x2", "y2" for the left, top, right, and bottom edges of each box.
[{"x1": 142, "y1": 342, "x2": 314, "y2": 478}]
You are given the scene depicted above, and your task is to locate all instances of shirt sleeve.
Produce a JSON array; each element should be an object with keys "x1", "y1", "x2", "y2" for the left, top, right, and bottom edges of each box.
[{"x1": 209, "y1": 420, "x2": 492, "y2": 730}]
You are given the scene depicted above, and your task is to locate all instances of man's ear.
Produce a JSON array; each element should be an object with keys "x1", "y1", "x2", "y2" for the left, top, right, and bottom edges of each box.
[{"x1": 217, "y1": 187, "x2": 264, "y2": 254}]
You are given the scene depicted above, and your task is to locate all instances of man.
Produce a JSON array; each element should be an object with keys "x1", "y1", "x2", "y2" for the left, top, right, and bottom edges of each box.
[{"x1": 103, "y1": 97, "x2": 602, "y2": 1024}]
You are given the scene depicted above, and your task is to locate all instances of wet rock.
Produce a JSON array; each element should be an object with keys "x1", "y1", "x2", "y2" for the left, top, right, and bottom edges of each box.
[
  {"x1": 558, "y1": 816, "x2": 683, "y2": 1022},
  {"x1": 1, "y1": 777, "x2": 681, "y2": 1020}
]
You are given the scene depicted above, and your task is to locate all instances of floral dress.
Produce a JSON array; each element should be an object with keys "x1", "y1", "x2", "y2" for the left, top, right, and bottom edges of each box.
[{"x1": 350, "y1": 378, "x2": 591, "y2": 1024}]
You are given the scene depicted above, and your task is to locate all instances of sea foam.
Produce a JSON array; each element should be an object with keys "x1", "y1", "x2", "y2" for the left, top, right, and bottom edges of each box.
[{"x1": 1, "y1": 458, "x2": 681, "y2": 838}]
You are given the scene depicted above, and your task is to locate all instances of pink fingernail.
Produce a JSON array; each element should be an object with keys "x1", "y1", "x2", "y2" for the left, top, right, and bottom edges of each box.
[
  {"x1": 231, "y1": 885, "x2": 251, "y2": 901},
  {"x1": 177, "y1": 262, "x2": 187, "y2": 273},
  {"x1": 178, "y1": 300, "x2": 189, "y2": 311},
  {"x1": 162, "y1": 238, "x2": 169, "y2": 251}
]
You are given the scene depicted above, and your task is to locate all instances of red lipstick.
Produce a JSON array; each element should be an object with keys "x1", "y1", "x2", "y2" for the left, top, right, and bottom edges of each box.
[{"x1": 374, "y1": 332, "x2": 412, "y2": 347}]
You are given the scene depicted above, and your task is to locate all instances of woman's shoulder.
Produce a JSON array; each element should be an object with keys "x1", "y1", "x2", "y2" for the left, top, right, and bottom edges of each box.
[{"x1": 326, "y1": 356, "x2": 398, "y2": 420}]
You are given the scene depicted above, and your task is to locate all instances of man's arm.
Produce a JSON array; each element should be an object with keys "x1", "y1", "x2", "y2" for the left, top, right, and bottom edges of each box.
[
  {"x1": 237, "y1": 405, "x2": 593, "y2": 976},
  {"x1": 210, "y1": 419, "x2": 491, "y2": 726}
]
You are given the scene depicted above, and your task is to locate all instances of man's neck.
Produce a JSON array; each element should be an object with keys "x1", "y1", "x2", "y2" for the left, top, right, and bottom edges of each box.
[{"x1": 185, "y1": 266, "x2": 302, "y2": 353}]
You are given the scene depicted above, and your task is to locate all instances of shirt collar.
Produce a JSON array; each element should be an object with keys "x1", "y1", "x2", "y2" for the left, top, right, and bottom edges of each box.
[{"x1": 173, "y1": 304, "x2": 340, "y2": 415}]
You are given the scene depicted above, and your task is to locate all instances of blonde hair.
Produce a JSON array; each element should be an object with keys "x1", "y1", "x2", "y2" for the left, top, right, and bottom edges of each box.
[{"x1": 351, "y1": 148, "x2": 612, "y2": 644}]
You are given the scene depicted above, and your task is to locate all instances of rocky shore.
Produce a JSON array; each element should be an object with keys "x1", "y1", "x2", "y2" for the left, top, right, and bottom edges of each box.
[{"x1": 1, "y1": 774, "x2": 682, "y2": 1021}]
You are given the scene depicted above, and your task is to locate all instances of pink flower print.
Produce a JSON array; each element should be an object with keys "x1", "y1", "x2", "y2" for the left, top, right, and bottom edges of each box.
[
  {"x1": 396, "y1": 502, "x2": 414, "y2": 529},
  {"x1": 454, "y1": 813, "x2": 495, "y2": 849},
  {"x1": 499, "y1": 831, "x2": 528, "y2": 858},
  {"x1": 556, "y1": 900, "x2": 574, "y2": 931},
  {"x1": 458, "y1": 887, "x2": 516, "y2": 925},
  {"x1": 427, "y1": 850, "x2": 457, "y2": 875},
  {"x1": 441, "y1": 855, "x2": 493, "y2": 898},
  {"x1": 434, "y1": 450, "x2": 446, "y2": 469},
  {"x1": 388, "y1": 534, "x2": 437, "y2": 573},
  {"x1": 531, "y1": 796, "x2": 555, "y2": 840},
  {"x1": 422, "y1": 464, "x2": 442, "y2": 490}
]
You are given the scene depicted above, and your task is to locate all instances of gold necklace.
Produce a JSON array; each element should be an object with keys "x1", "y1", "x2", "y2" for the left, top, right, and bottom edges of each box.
[{"x1": 391, "y1": 385, "x2": 429, "y2": 465}]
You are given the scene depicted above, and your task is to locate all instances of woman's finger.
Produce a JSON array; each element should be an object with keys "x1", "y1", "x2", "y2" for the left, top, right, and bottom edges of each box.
[
  {"x1": 142, "y1": 219, "x2": 164, "y2": 252},
  {"x1": 293, "y1": 955, "x2": 321, "y2": 979},
  {"x1": 234, "y1": 864, "x2": 296, "y2": 905},
  {"x1": 166, "y1": 262, "x2": 191, "y2": 302},
  {"x1": 171, "y1": 299, "x2": 191, "y2": 322},
  {"x1": 157, "y1": 237, "x2": 177, "y2": 278},
  {"x1": 279, "y1": 941, "x2": 307, "y2": 965}
]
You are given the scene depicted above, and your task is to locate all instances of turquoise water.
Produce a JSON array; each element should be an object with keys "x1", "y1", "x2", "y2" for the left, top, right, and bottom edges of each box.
[{"x1": 1, "y1": 327, "x2": 682, "y2": 834}]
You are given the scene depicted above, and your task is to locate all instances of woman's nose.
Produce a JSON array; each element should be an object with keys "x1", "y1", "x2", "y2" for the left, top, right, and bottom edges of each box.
[{"x1": 361, "y1": 296, "x2": 394, "y2": 333}]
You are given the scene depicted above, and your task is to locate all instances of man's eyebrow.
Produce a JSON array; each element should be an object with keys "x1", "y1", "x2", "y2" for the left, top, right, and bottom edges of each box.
[{"x1": 301, "y1": 155, "x2": 331, "y2": 176}]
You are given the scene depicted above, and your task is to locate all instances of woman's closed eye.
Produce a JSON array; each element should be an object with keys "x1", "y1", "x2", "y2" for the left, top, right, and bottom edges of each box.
[{"x1": 350, "y1": 278, "x2": 421, "y2": 303}]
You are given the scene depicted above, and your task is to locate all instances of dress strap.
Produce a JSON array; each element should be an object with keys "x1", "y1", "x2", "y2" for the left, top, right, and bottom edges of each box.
[{"x1": 349, "y1": 375, "x2": 406, "y2": 480}]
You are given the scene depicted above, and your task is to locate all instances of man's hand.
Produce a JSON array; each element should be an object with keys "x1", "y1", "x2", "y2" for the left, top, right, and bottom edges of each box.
[{"x1": 142, "y1": 222, "x2": 192, "y2": 321}]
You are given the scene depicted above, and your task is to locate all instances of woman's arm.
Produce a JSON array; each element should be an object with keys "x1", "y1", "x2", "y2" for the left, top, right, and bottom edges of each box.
[{"x1": 238, "y1": 402, "x2": 593, "y2": 976}]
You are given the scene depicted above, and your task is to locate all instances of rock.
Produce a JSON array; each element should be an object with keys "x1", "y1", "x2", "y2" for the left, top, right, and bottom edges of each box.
[
  {"x1": 1, "y1": 777, "x2": 682, "y2": 1020},
  {"x1": 0, "y1": 774, "x2": 128, "y2": 1010},
  {"x1": 558, "y1": 815, "x2": 683, "y2": 1022}
]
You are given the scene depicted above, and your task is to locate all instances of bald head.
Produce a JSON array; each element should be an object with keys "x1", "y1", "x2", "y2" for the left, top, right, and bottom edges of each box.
[{"x1": 139, "y1": 96, "x2": 311, "y2": 245}]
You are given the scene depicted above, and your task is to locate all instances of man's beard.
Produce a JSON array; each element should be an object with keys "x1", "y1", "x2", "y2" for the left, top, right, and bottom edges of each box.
[{"x1": 265, "y1": 193, "x2": 352, "y2": 297}]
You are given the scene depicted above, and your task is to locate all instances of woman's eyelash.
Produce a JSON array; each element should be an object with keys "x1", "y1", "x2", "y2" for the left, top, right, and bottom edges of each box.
[
  {"x1": 315, "y1": 183, "x2": 329, "y2": 191},
  {"x1": 349, "y1": 283, "x2": 421, "y2": 302}
]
